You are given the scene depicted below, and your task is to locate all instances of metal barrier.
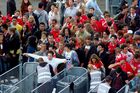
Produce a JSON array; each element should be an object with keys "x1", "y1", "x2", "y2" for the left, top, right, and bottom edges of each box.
[
  {"x1": 57, "y1": 67, "x2": 88, "y2": 93},
  {"x1": 0, "y1": 62, "x2": 39, "y2": 93},
  {"x1": 58, "y1": 85, "x2": 70, "y2": 93},
  {"x1": 117, "y1": 76, "x2": 140, "y2": 93},
  {"x1": 0, "y1": 64, "x2": 22, "y2": 85},
  {"x1": 88, "y1": 84, "x2": 99, "y2": 93},
  {"x1": 73, "y1": 72, "x2": 89, "y2": 93},
  {"x1": 109, "y1": 0, "x2": 132, "y2": 16},
  {"x1": 4, "y1": 72, "x2": 37, "y2": 93},
  {"x1": 23, "y1": 62, "x2": 39, "y2": 77},
  {"x1": 88, "y1": 79, "x2": 105, "y2": 93}
]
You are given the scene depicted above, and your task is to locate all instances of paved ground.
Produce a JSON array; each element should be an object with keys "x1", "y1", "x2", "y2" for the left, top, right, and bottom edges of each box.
[{"x1": 0, "y1": 0, "x2": 105, "y2": 15}]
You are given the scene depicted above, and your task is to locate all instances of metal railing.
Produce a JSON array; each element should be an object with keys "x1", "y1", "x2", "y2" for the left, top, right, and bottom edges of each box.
[
  {"x1": 0, "y1": 64, "x2": 22, "y2": 85},
  {"x1": 58, "y1": 85, "x2": 70, "y2": 93},
  {"x1": 31, "y1": 67, "x2": 89, "y2": 93},
  {"x1": 4, "y1": 72, "x2": 37, "y2": 93},
  {"x1": 0, "y1": 62, "x2": 39, "y2": 93},
  {"x1": 117, "y1": 76, "x2": 140, "y2": 93}
]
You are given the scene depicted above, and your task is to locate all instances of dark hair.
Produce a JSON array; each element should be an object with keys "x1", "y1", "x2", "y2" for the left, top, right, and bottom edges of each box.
[
  {"x1": 27, "y1": 35, "x2": 37, "y2": 48},
  {"x1": 23, "y1": 25, "x2": 30, "y2": 32},
  {"x1": 51, "y1": 3, "x2": 56, "y2": 7},
  {"x1": 104, "y1": 30, "x2": 110, "y2": 35},
  {"x1": 103, "y1": 11, "x2": 110, "y2": 17},
  {"x1": 47, "y1": 51, "x2": 54, "y2": 56},
  {"x1": 65, "y1": 43, "x2": 72, "y2": 50},
  {"x1": 62, "y1": 27, "x2": 71, "y2": 36},
  {"x1": 38, "y1": 2, "x2": 44, "y2": 8},
  {"x1": 0, "y1": 11, "x2": 1, "y2": 15},
  {"x1": 12, "y1": 16, "x2": 18, "y2": 19},
  {"x1": 37, "y1": 57, "x2": 44, "y2": 62},
  {"x1": 78, "y1": 24, "x2": 84, "y2": 28},
  {"x1": 48, "y1": 34, "x2": 53, "y2": 37},
  {"x1": 57, "y1": 63, "x2": 65, "y2": 73},
  {"x1": 105, "y1": 76, "x2": 112, "y2": 82},
  {"x1": 107, "y1": 21, "x2": 112, "y2": 26},
  {"x1": 76, "y1": 11, "x2": 82, "y2": 17},
  {"x1": 110, "y1": 35, "x2": 117, "y2": 39},
  {"x1": 52, "y1": 19, "x2": 57, "y2": 23},
  {"x1": 117, "y1": 31, "x2": 124, "y2": 37},
  {"x1": 1, "y1": 24, "x2": 8, "y2": 30},
  {"x1": 93, "y1": 37, "x2": 99, "y2": 41},
  {"x1": 98, "y1": 43, "x2": 105, "y2": 49},
  {"x1": 134, "y1": 52, "x2": 140, "y2": 59},
  {"x1": 120, "y1": 44, "x2": 127, "y2": 49},
  {"x1": 89, "y1": 7, "x2": 95, "y2": 11},
  {"x1": 87, "y1": 13, "x2": 93, "y2": 19},
  {"x1": 116, "y1": 67, "x2": 122, "y2": 73},
  {"x1": 39, "y1": 22, "x2": 45, "y2": 26}
]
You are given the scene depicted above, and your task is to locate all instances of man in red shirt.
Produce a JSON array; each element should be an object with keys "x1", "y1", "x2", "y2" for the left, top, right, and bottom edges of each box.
[
  {"x1": 130, "y1": 52, "x2": 140, "y2": 75},
  {"x1": 109, "y1": 53, "x2": 134, "y2": 79}
]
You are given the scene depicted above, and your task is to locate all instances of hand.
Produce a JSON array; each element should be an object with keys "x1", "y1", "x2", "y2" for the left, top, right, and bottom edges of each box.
[
  {"x1": 125, "y1": 80, "x2": 129, "y2": 84},
  {"x1": 63, "y1": 59, "x2": 67, "y2": 63},
  {"x1": 22, "y1": 53, "x2": 28, "y2": 57},
  {"x1": 88, "y1": 64, "x2": 93, "y2": 70}
]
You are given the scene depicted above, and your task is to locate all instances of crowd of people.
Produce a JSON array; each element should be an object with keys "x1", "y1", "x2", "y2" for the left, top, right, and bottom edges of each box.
[{"x1": 0, "y1": 0, "x2": 140, "y2": 92}]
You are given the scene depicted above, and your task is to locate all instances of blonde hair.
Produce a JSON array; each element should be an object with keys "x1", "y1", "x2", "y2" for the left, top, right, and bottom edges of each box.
[{"x1": 28, "y1": 15, "x2": 36, "y2": 24}]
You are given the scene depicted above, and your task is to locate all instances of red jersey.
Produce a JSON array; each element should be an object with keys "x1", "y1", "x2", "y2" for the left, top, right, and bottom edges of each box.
[
  {"x1": 50, "y1": 29, "x2": 60, "y2": 40},
  {"x1": 99, "y1": 18, "x2": 117, "y2": 32},
  {"x1": 130, "y1": 59, "x2": 140, "y2": 75},
  {"x1": 91, "y1": 20, "x2": 103, "y2": 32},
  {"x1": 108, "y1": 42, "x2": 117, "y2": 54}
]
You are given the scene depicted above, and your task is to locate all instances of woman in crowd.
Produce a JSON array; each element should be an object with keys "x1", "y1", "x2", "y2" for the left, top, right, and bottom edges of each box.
[
  {"x1": 21, "y1": 0, "x2": 31, "y2": 16},
  {"x1": 88, "y1": 54, "x2": 104, "y2": 71}
]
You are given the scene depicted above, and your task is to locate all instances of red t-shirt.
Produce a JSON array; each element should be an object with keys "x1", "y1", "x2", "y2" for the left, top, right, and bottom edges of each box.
[
  {"x1": 108, "y1": 42, "x2": 117, "y2": 54},
  {"x1": 99, "y1": 18, "x2": 117, "y2": 32},
  {"x1": 130, "y1": 59, "x2": 140, "y2": 75},
  {"x1": 121, "y1": 62, "x2": 134, "y2": 75},
  {"x1": 118, "y1": 38, "x2": 126, "y2": 45},
  {"x1": 50, "y1": 29, "x2": 60, "y2": 40},
  {"x1": 114, "y1": 54, "x2": 134, "y2": 75},
  {"x1": 91, "y1": 20, "x2": 103, "y2": 32}
]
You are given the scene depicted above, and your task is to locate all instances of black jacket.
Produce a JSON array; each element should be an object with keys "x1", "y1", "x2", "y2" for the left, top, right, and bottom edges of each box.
[
  {"x1": 76, "y1": 47, "x2": 85, "y2": 66},
  {"x1": 3, "y1": 33, "x2": 10, "y2": 54},
  {"x1": 82, "y1": 44, "x2": 97, "y2": 68},
  {"x1": 110, "y1": 70, "x2": 128, "y2": 91},
  {"x1": 125, "y1": 14, "x2": 140, "y2": 32},
  {"x1": 7, "y1": 0, "x2": 16, "y2": 16},
  {"x1": 8, "y1": 33, "x2": 20, "y2": 54}
]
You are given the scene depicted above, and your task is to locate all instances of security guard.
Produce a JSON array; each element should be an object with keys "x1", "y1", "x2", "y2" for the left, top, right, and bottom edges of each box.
[{"x1": 97, "y1": 76, "x2": 116, "y2": 93}]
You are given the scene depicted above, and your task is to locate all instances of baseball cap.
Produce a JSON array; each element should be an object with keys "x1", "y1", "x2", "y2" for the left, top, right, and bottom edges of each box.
[{"x1": 127, "y1": 30, "x2": 133, "y2": 34}]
